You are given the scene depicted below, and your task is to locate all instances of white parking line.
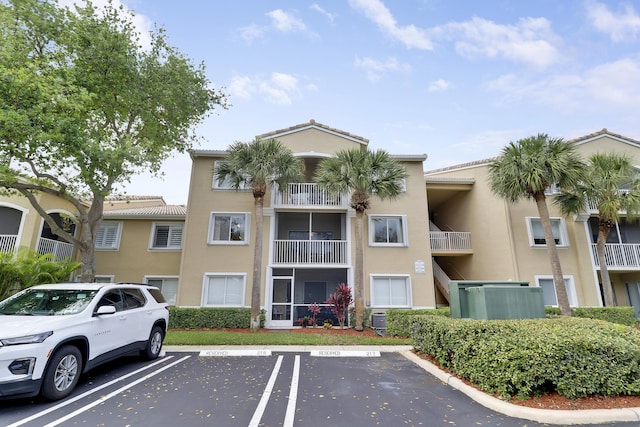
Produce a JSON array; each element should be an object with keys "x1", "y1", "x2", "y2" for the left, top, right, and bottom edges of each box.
[
  {"x1": 39, "y1": 356, "x2": 191, "y2": 427},
  {"x1": 283, "y1": 355, "x2": 300, "y2": 427},
  {"x1": 310, "y1": 350, "x2": 381, "y2": 357},
  {"x1": 6, "y1": 355, "x2": 177, "y2": 427},
  {"x1": 248, "y1": 355, "x2": 284, "y2": 427}
]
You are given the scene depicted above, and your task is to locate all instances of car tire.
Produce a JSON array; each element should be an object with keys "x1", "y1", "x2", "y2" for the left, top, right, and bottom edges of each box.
[
  {"x1": 143, "y1": 326, "x2": 164, "y2": 360},
  {"x1": 41, "y1": 345, "x2": 82, "y2": 401}
]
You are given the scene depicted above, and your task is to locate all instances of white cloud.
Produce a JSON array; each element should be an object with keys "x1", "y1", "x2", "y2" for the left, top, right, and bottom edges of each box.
[
  {"x1": 586, "y1": 1, "x2": 640, "y2": 42},
  {"x1": 266, "y1": 9, "x2": 307, "y2": 32},
  {"x1": 228, "y1": 73, "x2": 302, "y2": 105},
  {"x1": 428, "y1": 79, "x2": 453, "y2": 92},
  {"x1": 348, "y1": 0, "x2": 433, "y2": 50},
  {"x1": 239, "y1": 24, "x2": 265, "y2": 41},
  {"x1": 310, "y1": 4, "x2": 335, "y2": 24},
  {"x1": 355, "y1": 56, "x2": 411, "y2": 81},
  {"x1": 435, "y1": 17, "x2": 560, "y2": 68}
]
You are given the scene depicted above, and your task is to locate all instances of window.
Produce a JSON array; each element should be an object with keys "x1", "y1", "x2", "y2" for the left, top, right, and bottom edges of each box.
[
  {"x1": 150, "y1": 223, "x2": 183, "y2": 250},
  {"x1": 369, "y1": 215, "x2": 407, "y2": 246},
  {"x1": 536, "y1": 276, "x2": 577, "y2": 307},
  {"x1": 147, "y1": 277, "x2": 178, "y2": 305},
  {"x1": 526, "y1": 217, "x2": 567, "y2": 247},
  {"x1": 202, "y1": 274, "x2": 245, "y2": 306},
  {"x1": 370, "y1": 275, "x2": 411, "y2": 307},
  {"x1": 94, "y1": 275, "x2": 114, "y2": 284},
  {"x1": 209, "y1": 213, "x2": 249, "y2": 244},
  {"x1": 213, "y1": 161, "x2": 249, "y2": 190},
  {"x1": 95, "y1": 221, "x2": 122, "y2": 250},
  {"x1": 122, "y1": 288, "x2": 146, "y2": 309}
]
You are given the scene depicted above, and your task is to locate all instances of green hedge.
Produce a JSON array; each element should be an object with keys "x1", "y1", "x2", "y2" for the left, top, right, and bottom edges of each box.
[
  {"x1": 169, "y1": 307, "x2": 265, "y2": 329},
  {"x1": 386, "y1": 307, "x2": 450, "y2": 337},
  {"x1": 410, "y1": 315, "x2": 640, "y2": 399},
  {"x1": 545, "y1": 306, "x2": 638, "y2": 326}
]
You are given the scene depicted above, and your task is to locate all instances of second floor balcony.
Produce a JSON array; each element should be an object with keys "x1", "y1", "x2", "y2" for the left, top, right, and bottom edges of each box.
[
  {"x1": 272, "y1": 239, "x2": 348, "y2": 265},
  {"x1": 430, "y1": 231, "x2": 472, "y2": 255},
  {"x1": 591, "y1": 243, "x2": 640, "y2": 269},
  {"x1": 0, "y1": 234, "x2": 18, "y2": 254},
  {"x1": 37, "y1": 237, "x2": 74, "y2": 261},
  {"x1": 273, "y1": 183, "x2": 349, "y2": 209}
]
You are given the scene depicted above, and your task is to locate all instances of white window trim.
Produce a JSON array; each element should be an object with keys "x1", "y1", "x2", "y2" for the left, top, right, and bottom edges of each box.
[
  {"x1": 525, "y1": 217, "x2": 569, "y2": 248},
  {"x1": 149, "y1": 222, "x2": 184, "y2": 251},
  {"x1": 212, "y1": 160, "x2": 250, "y2": 190},
  {"x1": 94, "y1": 275, "x2": 115, "y2": 283},
  {"x1": 201, "y1": 273, "x2": 247, "y2": 307},
  {"x1": 369, "y1": 274, "x2": 412, "y2": 308},
  {"x1": 534, "y1": 275, "x2": 578, "y2": 307},
  {"x1": 144, "y1": 275, "x2": 179, "y2": 305},
  {"x1": 95, "y1": 221, "x2": 123, "y2": 251},
  {"x1": 208, "y1": 212, "x2": 251, "y2": 245},
  {"x1": 368, "y1": 214, "x2": 408, "y2": 247}
]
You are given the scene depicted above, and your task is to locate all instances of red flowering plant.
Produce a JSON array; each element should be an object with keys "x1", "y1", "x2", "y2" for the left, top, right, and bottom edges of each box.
[
  {"x1": 326, "y1": 283, "x2": 352, "y2": 328},
  {"x1": 308, "y1": 303, "x2": 321, "y2": 328}
]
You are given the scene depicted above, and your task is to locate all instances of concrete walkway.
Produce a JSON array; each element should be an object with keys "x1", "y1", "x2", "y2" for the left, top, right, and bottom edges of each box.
[{"x1": 164, "y1": 345, "x2": 640, "y2": 425}]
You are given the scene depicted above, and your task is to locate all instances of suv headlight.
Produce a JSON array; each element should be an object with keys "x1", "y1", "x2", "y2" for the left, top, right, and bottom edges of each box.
[{"x1": 0, "y1": 331, "x2": 53, "y2": 346}]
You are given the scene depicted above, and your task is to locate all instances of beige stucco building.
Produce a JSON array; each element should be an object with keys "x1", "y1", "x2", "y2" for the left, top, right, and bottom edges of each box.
[
  {"x1": 426, "y1": 129, "x2": 640, "y2": 316},
  {"x1": 178, "y1": 120, "x2": 432, "y2": 327}
]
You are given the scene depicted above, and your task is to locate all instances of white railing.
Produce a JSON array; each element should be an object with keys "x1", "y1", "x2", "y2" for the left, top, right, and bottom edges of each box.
[
  {"x1": 37, "y1": 237, "x2": 74, "y2": 260},
  {"x1": 273, "y1": 240, "x2": 347, "y2": 264},
  {"x1": 591, "y1": 243, "x2": 640, "y2": 268},
  {"x1": 430, "y1": 231, "x2": 472, "y2": 252},
  {"x1": 0, "y1": 234, "x2": 18, "y2": 254},
  {"x1": 273, "y1": 183, "x2": 349, "y2": 208},
  {"x1": 587, "y1": 190, "x2": 631, "y2": 212}
]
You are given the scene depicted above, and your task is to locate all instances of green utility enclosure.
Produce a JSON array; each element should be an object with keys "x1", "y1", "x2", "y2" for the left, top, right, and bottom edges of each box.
[{"x1": 449, "y1": 281, "x2": 545, "y2": 320}]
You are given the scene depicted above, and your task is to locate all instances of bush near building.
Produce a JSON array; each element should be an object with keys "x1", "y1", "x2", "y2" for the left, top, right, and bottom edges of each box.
[
  {"x1": 410, "y1": 315, "x2": 640, "y2": 400},
  {"x1": 169, "y1": 307, "x2": 265, "y2": 329}
]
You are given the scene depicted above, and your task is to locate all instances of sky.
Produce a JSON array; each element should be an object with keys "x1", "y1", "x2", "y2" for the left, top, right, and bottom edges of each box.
[{"x1": 95, "y1": 0, "x2": 640, "y2": 205}]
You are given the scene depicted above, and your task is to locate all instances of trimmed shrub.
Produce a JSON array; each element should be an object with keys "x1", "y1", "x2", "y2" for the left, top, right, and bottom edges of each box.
[
  {"x1": 545, "y1": 306, "x2": 638, "y2": 326},
  {"x1": 386, "y1": 307, "x2": 449, "y2": 337},
  {"x1": 169, "y1": 307, "x2": 265, "y2": 329},
  {"x1": 410, "y1": 315, "x2": 640, "y2": 400}
]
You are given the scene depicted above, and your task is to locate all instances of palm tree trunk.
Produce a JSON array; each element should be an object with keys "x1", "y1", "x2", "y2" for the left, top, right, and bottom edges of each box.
[
  {"x1": 354, "y1": 209, "x2": 365, "y2": 331},
  {"x1": 250, "y1": 196, "x2": 264, "y2": 331},
  {"x1": 596, "y1": 226, "x2": 615, "y2": 306},
  {"x1": 534, "y1": 194, "x2": 571, "y2": 316}
]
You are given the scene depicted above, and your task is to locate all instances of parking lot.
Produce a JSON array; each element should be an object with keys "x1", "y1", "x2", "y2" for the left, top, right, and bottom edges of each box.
[{"x1": 1, "y1": 351, "x2": 637, "y2": 427}]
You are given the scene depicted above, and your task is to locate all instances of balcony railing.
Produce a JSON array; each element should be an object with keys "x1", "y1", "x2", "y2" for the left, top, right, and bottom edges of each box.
[
  {"x1": 37, "y1": 237, "x2": 74, "y2": 261},
  {"x1": 591, "y1": 243, "x2": 640, "y2": 269},
  {"x1": 0, "y1": 234, "x2": 18, "y2": 254},
  {"x1": 430, "y1": 231, "x2": 472, "y2": 252},
  {"x1": 273, "y1": 183, "x2": 349, "y2": 208},
  {"x1": 272, "y1": 240, "x2": 347, "y2": 264}
]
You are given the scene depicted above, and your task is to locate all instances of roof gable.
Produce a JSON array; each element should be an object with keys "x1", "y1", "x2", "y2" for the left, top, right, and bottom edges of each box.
[{"x1": 256, "y1": 119, "x2": 369, "y2": 146}]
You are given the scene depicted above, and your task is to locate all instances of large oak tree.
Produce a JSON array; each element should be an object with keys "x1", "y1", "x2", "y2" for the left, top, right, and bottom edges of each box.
[{"x1": 0, "y1": 0, "x2": 226, "y2": 281}]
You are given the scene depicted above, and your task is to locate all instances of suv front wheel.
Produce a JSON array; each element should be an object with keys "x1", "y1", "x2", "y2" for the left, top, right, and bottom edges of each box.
[{"x1": 41, "y1": 345, "x2": 82, "y2": 401}]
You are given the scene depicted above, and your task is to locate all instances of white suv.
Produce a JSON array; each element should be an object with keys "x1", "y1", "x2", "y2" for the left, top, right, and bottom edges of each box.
[{"x1": 0, "y1": 283, "x2": 169, "y2": 401}]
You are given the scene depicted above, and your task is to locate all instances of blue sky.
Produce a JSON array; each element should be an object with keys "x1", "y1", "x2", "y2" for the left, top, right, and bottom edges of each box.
[{"x1": 101, "y1": 0, "x2": 640, "y2": 204}]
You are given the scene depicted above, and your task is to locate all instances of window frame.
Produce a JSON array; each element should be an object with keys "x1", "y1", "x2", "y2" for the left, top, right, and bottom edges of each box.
[
  {"x1": 95, "y1": 221, "x2": 123, "y2": 251},
  {"x1": 368, "y1": 214, "x2": 408, "y2": 247},
  {"x1": 212, "y1": 160, "x2": 250, "y2": 190},
  {"x1": 370, "y1": 274, "x2": 412, "y2": 308},
  {"x1": 208, "y1": 212, "x2": 250, "y2": 245},
  {"x1": 201, "y1": 273, "x2": 247, "y2": 307},
  {"x1": 525, "y1": 217, "x2": 569, "y2": 248},
  {"x1": 534, "y1": 275, "x2": 578, "y2": 307},
  {"x1": 145, "y1": 276, "x2": 179, "y2": 306},
  {"x1": 149, "y1": 222, "x2": 184, "y2": 251}
]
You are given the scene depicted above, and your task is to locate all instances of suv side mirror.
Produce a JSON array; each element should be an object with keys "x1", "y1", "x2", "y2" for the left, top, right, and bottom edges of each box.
[{"x1": 95, "y1": 305, "x2": 117, "y2": 315}]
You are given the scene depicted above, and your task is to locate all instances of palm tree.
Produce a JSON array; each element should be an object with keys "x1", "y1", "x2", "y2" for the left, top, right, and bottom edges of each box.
[
  {"x1": 216, "y1": 138, "x2": 304, "y2": 331},
  {"x1": 314, "y1": 148, "x2": 407, "y2": 331},
  {"x1": 555, "y1": 152, "x2": 640, "y2": 307},
  {"x1": 488, "y1": 134, "x2": 585, "y2": 316}
]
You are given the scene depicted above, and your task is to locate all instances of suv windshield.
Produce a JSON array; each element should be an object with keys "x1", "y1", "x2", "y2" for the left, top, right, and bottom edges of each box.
[{"x1": 0, "y1": 289, "x2": 98, "y2": 315}]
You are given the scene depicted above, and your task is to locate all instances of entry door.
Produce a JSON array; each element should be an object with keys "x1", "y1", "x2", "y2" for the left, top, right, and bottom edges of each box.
[
  {"x1": 626, "y1": 283, "x2": 640, "y2": 318},
  {"x1": 271, "y1": 277, "x2": 293, "y2": 327}
]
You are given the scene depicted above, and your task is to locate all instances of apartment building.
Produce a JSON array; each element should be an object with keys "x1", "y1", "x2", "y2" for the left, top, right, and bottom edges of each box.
[
  {"x1": 425, "y1": 129, "x2": 640, "y2": 316},
  {"x1": 178, "y1": 120, "x2": 432, "y2": 327}
]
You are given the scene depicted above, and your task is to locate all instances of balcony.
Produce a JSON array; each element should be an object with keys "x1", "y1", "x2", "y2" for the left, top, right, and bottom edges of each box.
[
  {"x1": 0, "y1": 234, "x2": 18, "y2": 254},
  {"x1": 272, "y1": 240, "x2": 348, "y2": 265},
  {"x1": 37, "y1": 237, "x2": 74, "y2": 261},
  {"x1": 591, "y1": 243, "x2": 640, "y2": 269},
  {"x1": 430, "y1": 231, "x2": 472, "y2": 255},
  {"x1": 273, "y1": 183, "x2": 349, "y2": 209}
]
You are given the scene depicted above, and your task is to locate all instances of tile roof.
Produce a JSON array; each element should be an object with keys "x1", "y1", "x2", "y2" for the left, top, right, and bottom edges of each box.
[
  {"x1": 104, "y1": 195, "x2": 165, "y2": 202},
  {"x1": 103, "y1": 205, "x2": 186, "y2": 219},
  {"x1": 256, "y1": 119, "x2": 370, "y2": 144}
]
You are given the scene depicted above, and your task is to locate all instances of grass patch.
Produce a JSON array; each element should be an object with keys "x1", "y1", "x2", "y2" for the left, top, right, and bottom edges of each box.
[{"x1": 165, "y1": 329, "x2": 412, "y2": 346}]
